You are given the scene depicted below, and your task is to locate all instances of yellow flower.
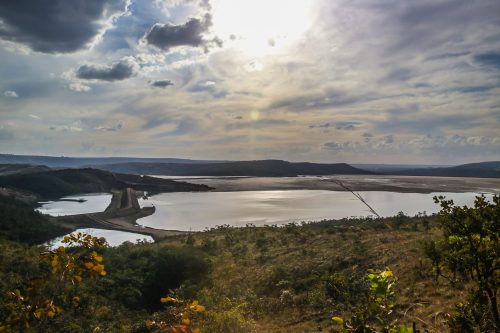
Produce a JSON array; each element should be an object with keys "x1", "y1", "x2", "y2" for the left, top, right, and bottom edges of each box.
[{"x1": 160, "y1": 296, "x2": 179, "y2": 303}]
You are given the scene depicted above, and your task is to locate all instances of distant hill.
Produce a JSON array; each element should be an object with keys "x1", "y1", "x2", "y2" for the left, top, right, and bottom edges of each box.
[
  {"x1": 393, "y1": 161, "x2": 500, "y2": 178},
  {"x1": 0, "y1": 164, "x2": 51, "y2": 176},
  {"x1": 0, "y1": 154, "x2": 226, "y2": 168},
  {"x1": 92, "y1": 160, "x2": 373, "y2": 177},
  {"x1": 0, "y1": 168, "x2": 212, "y2": 199},
  {"x1": 352, "y1": 164, "x2": 451, "y2": 173}
]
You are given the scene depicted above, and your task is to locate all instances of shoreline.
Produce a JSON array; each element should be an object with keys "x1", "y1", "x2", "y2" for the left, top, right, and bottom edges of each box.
[
  {"x1": 166, "y1": 175, "x2": 500, "y2": 194},
  {"x1": 52, "y1": 188, "x2": 187, "y2": 241}
]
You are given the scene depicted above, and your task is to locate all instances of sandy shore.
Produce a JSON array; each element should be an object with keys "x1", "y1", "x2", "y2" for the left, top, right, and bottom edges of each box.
[{"x1": 175, "y1": 175, "x2": 500, "y2": 194}]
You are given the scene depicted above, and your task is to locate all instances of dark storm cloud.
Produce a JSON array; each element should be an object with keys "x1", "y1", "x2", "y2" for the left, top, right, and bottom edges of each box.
[
  {"x1": 0, "y1": 0, "x2": 128, "y2": 53},
  {"x1": 474, "y1": 52, "x2": 500, "y2": 70},
  {"x1": 144, "y1": 14, "x2": 214, "y2": 51},
  {"x1": 151, "y1": 80, "x2": 174, "y2": 88},
  {"x1": 76, "y1": 59, "x2": 137, "y2": 81}
]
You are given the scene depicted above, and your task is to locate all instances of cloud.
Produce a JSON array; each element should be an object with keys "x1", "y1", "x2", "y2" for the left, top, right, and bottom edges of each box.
[
  {"x1": 49, "y1": 121, "x2": 84, "y2": 132},
  {"x1": 309, "y1": 122, "x2": 332, "y2": 129},
  {"x1": 144, "y1": 13, "x2": 217, "y2": 51},
  {"x1": 383, "y1": 135, "x2": 394, "y2": 144},
  {"x1": 189, "y1": 80, "x2": 227, "y2": 98},
  {"x1": 154, "y1": 117, "x2": 200, "y2": 137},
  {"x1": 426, "y1": 51, "x2": 470, "y2": 61},
  {"x1": 3, "y1": 90, "x2": 18, "y2": 98},
  {"x1": 0, "y1": 0, "x2": 129, "y2": 53},
  {"x1": 151, "y1": 80, "x2": 174, "y2": 88},
  {"x1": 335, "y1": 121, "x2": 361, "y2": 130},
  {"x1": 323, "y1": 141, "x2": 361, "y2": 151},
  {"x1": 309, "y1": 121, "x2": 360, "y2": 130},
  {"x1": 474, "y1": 52, "x2": 500, "y2": 70},
  {"x1": 76, "y1": 58, "x2": 138, "y2": 81},
  {"x1": 68, "y1": 82, "x2": 91, "y2": 92},
  {"x1": 225, "y1": 118, "x2": 291, "y2": 131},
  {"x1": 376, "y1": 113, "x2": 486, "y2": 133},
  {"x1": 95, "y1": 121, "x2": 123, "y2": 132}
]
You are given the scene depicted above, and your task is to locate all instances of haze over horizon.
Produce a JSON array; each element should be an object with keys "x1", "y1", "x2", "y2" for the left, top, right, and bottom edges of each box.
[{"x1": 1, "y1": 0, "x2": 499, "y2": 164}]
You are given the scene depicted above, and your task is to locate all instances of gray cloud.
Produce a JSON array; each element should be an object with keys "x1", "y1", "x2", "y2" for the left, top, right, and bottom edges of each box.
[
  {"x1": 76, "y1": 59, "x2": 138, "y2": 81},
  {"x1": 474, "y1": 52, "x2": 500, "y2": 70},
  {"x1": 362, "y1": 132, "x2": 373, "y2": 142},
  {"x1": 270, "y1": 90, "x2": 372, "y2": 111},
  {"x1": 189, "y1": 80, "x2": 227, "y2": 98},
  {"x1": 335, "y1": 121, "x2": 361, "y2": 130},
  {"x1": 309, "y1": 122, "x2": 332, "y2": 129},
  {"x1": 95, "y1": 121, "x2": 123, "y2": 131},
  {"x1": 154, "y1": 118, "x2": 200, "y2": 137},
  {"x1": 323, "y1": 141, "x2": 361, "y2": 151},
  {"x1": 151, "y1": 80, "x2": 174, "y2": 88},
  {"x1": 376, "y1": 114, "x2": 487, "y2": 133},
  {"x1": 142, "y1": 114, "x2": 172, "y2": 130},
  {"x1": 426, "y1": 51, "x2": 470, "y2": 61},
  {"x1": 225, "y1": 119, "x2": 291, "y2": 131},
  {"x1": 0, "y1": 0, "x2": 128, "y2": 53},
  {"x1": 383, "y1": 135, "x2": 394, "y2": 144},
  {"x1": 310, "y1": 121, "x2": 360, "y2": 130},
  {"x1": 144, "y1": 13, "x2": 214, "y2": 51}
]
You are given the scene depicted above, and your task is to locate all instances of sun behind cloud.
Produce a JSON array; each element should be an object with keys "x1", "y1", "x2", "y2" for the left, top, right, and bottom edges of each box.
[{"x1": 211, "y1": 0, "x2": 313, "y2": 57}]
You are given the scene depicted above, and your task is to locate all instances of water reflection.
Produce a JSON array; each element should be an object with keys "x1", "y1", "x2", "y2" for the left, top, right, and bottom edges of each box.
[
  {"x1": 37, "y1": 193, "x2": 112, "y2": 216},
  {"x1": 47, "y1": 228, "x2": 153, "y2": 248},
  {"x1": 137, "y1": 190, "x2": 492, "y2": 231}
]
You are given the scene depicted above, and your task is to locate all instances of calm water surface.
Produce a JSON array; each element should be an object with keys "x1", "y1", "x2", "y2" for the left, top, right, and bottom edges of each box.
[
  {"x1": 137, "y1": 190, "x2": 491, "y2": 231},
  {"x1": 47, "y1": 228, "x2": 153, "y2": 248},
  {"x1": 37, "y1": 193, "x2": 112, "y2": 216},
  {"x1": 37, "y1": 190, "x2": 492, "y2": 232}
]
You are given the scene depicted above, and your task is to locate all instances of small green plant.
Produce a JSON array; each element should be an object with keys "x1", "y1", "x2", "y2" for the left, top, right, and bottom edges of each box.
[{"x1": 332, "y1": 269, "x2": 413, "y2": 333}]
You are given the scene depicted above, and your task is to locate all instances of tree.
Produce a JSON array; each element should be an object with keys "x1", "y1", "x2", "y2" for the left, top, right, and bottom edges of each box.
[{"x1": 433, "y1": 195, "x2": 499, "y2": 332}]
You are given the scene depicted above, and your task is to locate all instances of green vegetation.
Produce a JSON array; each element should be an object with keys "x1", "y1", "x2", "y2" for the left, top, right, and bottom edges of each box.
[
  {"x1": 0, "y1": 195, "x2": 69, "y2": 244},
  {"x1": 0, "y1": 194, "x2": 498, "y2": 332},
  {"x1": 0, "y1": 168, "x2": 211, "y2": 199}
]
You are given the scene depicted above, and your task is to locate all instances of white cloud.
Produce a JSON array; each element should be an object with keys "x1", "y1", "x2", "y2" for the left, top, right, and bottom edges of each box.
[
  {"x1": 3, "y1": 90, "x2": 18, "y2": 98},
  {"x1": 68, "y1": 82, "x2": 92, "y2": 92}
]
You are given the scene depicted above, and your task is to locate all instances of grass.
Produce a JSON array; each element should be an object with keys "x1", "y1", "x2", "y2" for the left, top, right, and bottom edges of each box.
[{"x1": 155, "y1": 215, "x2": 470, "y2": 332}]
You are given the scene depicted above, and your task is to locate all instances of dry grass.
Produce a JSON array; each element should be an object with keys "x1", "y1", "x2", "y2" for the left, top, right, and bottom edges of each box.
[{"x1": 160, "y1": 218, "x2": 465, "y2": 332}]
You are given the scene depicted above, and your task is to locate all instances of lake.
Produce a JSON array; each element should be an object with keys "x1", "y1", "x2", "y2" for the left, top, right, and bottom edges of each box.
[
  {"x1": 47, "y1": 228, "x2": 153, "y2": 248},
  {"x1": 37, "y1": 193, "x2": 112, "y2": 216},
  {"x1": 136, "y1": 190, "x2": 491, "y2": 231},
  {"x1": 37, "y1": 187, "x2": 493, "y2": 232}
]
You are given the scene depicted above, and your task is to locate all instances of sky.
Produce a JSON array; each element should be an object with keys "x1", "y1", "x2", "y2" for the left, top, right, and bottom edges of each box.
[{"x1": 0, "y1": 0, "x2": 499, "y2": 164}]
